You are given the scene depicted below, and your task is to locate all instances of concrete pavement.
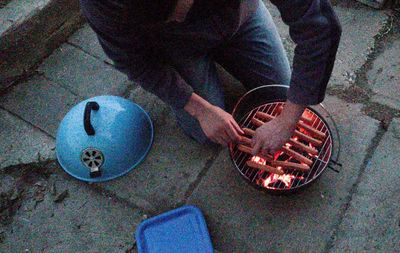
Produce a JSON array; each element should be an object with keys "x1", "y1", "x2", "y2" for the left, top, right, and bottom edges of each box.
[{"x1": 0, "y1": 1, "x2": 399, "y2": 252}]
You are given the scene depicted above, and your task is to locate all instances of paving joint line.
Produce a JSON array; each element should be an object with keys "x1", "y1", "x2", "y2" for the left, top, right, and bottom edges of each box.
[
  {"x1": 324, "y1": 125, "x2": 387, "y2": 252},
  {"x1": 352, "y1": 12, "x2": 396, "y2": 92},
  {"x1": 328, "y1": 12, "x2": 396, "y2": 102},
  {"x1": 66, "y1": 41, "x2": 114, "y2": 67},
  {"x1": 0, "y1": 105, "x2": 56, "y2": 139},
  {"x1": 122, "y1": 80, "x2": 135, "y2": 99},
  {"x1": 39, "y1": 73, "x2": 84, "y2": 98},
  {"x1": 180, "y1": 148, "x2": 222, "y2": 205},
  {"x1": 0, "y1": 68, "x2": 44, "y2": 96},
  {"x1": 327, "y1": 13, "x2": 399, "y2": 124},
  {"x1": 87, "y1": 183, "x2": 151, "y2": 215}
]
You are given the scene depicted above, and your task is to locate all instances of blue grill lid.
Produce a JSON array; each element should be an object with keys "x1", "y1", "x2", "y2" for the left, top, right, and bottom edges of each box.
[{"x1": 56, "y1": 95, "x2": 153, "y2": 182}]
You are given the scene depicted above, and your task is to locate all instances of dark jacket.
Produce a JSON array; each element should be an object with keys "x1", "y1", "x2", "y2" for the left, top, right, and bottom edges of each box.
[{"x1": 80, "y1": 0, "x2": 341, "y2": 109}]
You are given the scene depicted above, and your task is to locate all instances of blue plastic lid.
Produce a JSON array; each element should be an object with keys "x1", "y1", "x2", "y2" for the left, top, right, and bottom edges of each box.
[{"x1": 135, "y1": 205, "x2": 214, "y2": 253}]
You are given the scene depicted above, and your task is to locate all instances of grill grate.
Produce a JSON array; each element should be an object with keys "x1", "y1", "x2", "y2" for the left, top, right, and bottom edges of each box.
[{"x1": 231, "y1": 102, "x2": 332, "y2": 191}]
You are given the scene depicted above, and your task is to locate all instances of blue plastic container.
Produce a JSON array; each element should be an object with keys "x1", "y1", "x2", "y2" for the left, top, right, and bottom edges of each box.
[{"x1": 135, "y1": 205, "x2": 214, "y2": 253}]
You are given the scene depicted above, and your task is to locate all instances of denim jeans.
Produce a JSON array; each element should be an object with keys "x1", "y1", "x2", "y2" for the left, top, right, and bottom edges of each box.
[{"x1": 171, "y1": 2, "x2": 291, "y2": 144}]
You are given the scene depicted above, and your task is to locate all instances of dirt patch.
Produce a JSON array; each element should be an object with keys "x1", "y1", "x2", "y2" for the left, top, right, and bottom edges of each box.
[
  {"x1": 0, "y1": 162, "x2": 55, "y2": 225},
  {"x1": 362, "y1": 102, "x2": 400, "y2": 130},
  {"x1": 328, "y1": 85, "x2": 370, "y2": 104},
  {"x1": 0, "y1": 0, "x2": 12, "y2": 8}
]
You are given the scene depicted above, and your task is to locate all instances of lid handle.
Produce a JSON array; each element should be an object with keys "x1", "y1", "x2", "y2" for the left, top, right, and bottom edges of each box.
[
  {"x1": 84, "y1": 101, "x2": 99, "y2": 136},
  {"x1": 90, "y1": 167, "x2": 102, "y2": 178}
]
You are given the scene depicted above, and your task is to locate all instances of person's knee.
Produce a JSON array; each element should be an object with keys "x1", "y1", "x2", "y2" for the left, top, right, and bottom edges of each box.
[{"x1": 277, "y1": 64, "x2": 291, "y2": 86}]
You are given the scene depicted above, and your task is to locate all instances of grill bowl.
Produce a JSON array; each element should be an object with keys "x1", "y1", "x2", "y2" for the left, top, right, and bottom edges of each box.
[{"x1": 229, "y1": 85, "x2": 340, "y2": 194}]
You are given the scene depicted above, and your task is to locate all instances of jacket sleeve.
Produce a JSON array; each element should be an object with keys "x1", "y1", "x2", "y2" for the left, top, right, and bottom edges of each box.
[
  {"x1": 80, "y1": 0, "x2": 193, "y2": 110},
  {"x1": 270, "y1": 0, "x2": 342, "y2": 105}
]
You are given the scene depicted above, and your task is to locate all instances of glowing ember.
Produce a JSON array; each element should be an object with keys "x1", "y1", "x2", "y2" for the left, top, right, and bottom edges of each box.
[
  {"x1": 274, "y1": 151, "x2": 284, "y2": 160},
  {"x1": 263, "y1": 173, "x2": 300, "y2": 188},
  {"x1": 302, "y1": 110, "x2": 314, "y2": 120},
  {"x1": 251, "y1": 156, "x2": 266, "y2": 165},
  {"x1": 251, "y1": 155, "x2": 305, "y2": 189}
]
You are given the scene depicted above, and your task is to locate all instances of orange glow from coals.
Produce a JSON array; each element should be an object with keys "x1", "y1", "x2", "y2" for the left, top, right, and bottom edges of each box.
[
  {"x1": 251, "y1": 155, "x2": 304, "y2": 189},
  {"x1": 263, "y1": 173, "x2": 298, "y2": 188},
  {"x1": 302, "y1": 110, "x2": 314, "y2": 121},
  {"x1": 251, "y1": 156, "x2": 267, "y2": 165},
  {"x1": 274, "y1": 151, "x2": 284, "y2": 161}
]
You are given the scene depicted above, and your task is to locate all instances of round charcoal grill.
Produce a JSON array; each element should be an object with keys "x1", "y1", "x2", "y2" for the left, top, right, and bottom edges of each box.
[{"x1": 229, "y1": 85, "x2": 341, "y2": 194}]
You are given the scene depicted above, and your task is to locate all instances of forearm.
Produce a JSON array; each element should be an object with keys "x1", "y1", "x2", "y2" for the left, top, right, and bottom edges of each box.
[
  {"x1": 279, "y1": 100, "x2": 306, "y2": 127},
  {"x1": 184, "y1": 93, "x2": 211, "y2": 119},
  {"x1": 271, "y1": 0, "x2": 342, "y2": 105}
]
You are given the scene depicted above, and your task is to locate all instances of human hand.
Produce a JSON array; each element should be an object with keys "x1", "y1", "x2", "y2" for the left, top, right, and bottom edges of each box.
[
  {"x1": 197, "y1": 104, "x2": 244, "y2": 146},
  {"x1": 251, "y1": 101, "x2": 306, "y2": 156},
  {"x1": 184, "y1": 93, "x2": 244, "y2": 146}
]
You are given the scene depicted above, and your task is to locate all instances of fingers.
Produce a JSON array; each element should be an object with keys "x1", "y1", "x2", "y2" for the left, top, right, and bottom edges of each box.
[
  {"x1": 217, "y1": 119, "x2": 242, "y2": 146},
  {"x1": 269, "y1": 144, "x2": 281, "y2": 155},
  {"x1": 251, "y1": 139, "x2": 262, "y2": 156},
  {"x1": 260, "y1": 144, "x2": 271, "y2": 157},
  {"x1": 211, "y1": 130, "x2": 230, "y2": 146},
  {"x1": 226, "y1": 122, "x2": 241, "y2": 143},
  {"x1": 230, "y1": 119, "x2": 244, "y2": 135},
  {"x1": 251, "y1": 135, "x2": 256, "y2": 148}
]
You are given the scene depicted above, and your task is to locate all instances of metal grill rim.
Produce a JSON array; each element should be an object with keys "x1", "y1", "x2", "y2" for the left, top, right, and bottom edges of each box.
[{"x1": 230, "y1": 102, "x2": 333, "y2": 191}]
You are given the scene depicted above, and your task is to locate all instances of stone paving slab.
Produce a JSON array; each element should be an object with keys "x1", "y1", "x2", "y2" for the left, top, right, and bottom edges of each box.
[
  {"x1": 0, "y1": 75, "x2": 80, "y2": 137},
  {"x1": 0, "y1": 168, "x2": 142, "y2": 252},
  {"x1": 265, "y1": 1, "x2": 389, "y2": 88},
  {"x1": 0, "y1": 0, "x2": 83, "y2": 89},
  {"x1": 327, "y1": 2, "x2": 389, "y2": 88},
  {"x1": 68, "y1": 24, "x2": 112, "y2": 64},
  {"x1": 0, "y1": 0, "x2": 50, "y2": 35},
  {"x1": 38, "y1": 43, "x2": 128, "y2": 98},
  {"x1": 367, "y1": 39, "x2": 400, "y2": 110},
  {"x1": 330, "y1": 118, "x2": 400, "y2": 252},
  {"x1": 0, "y1": 109, "x2": 55, "y2": 170},
  {"x1": 94, "y1": 86, "x2": 219, "y2": 213},
  {"x1": 187, "y1": 96, "x2": 380, "y2": 252}
]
